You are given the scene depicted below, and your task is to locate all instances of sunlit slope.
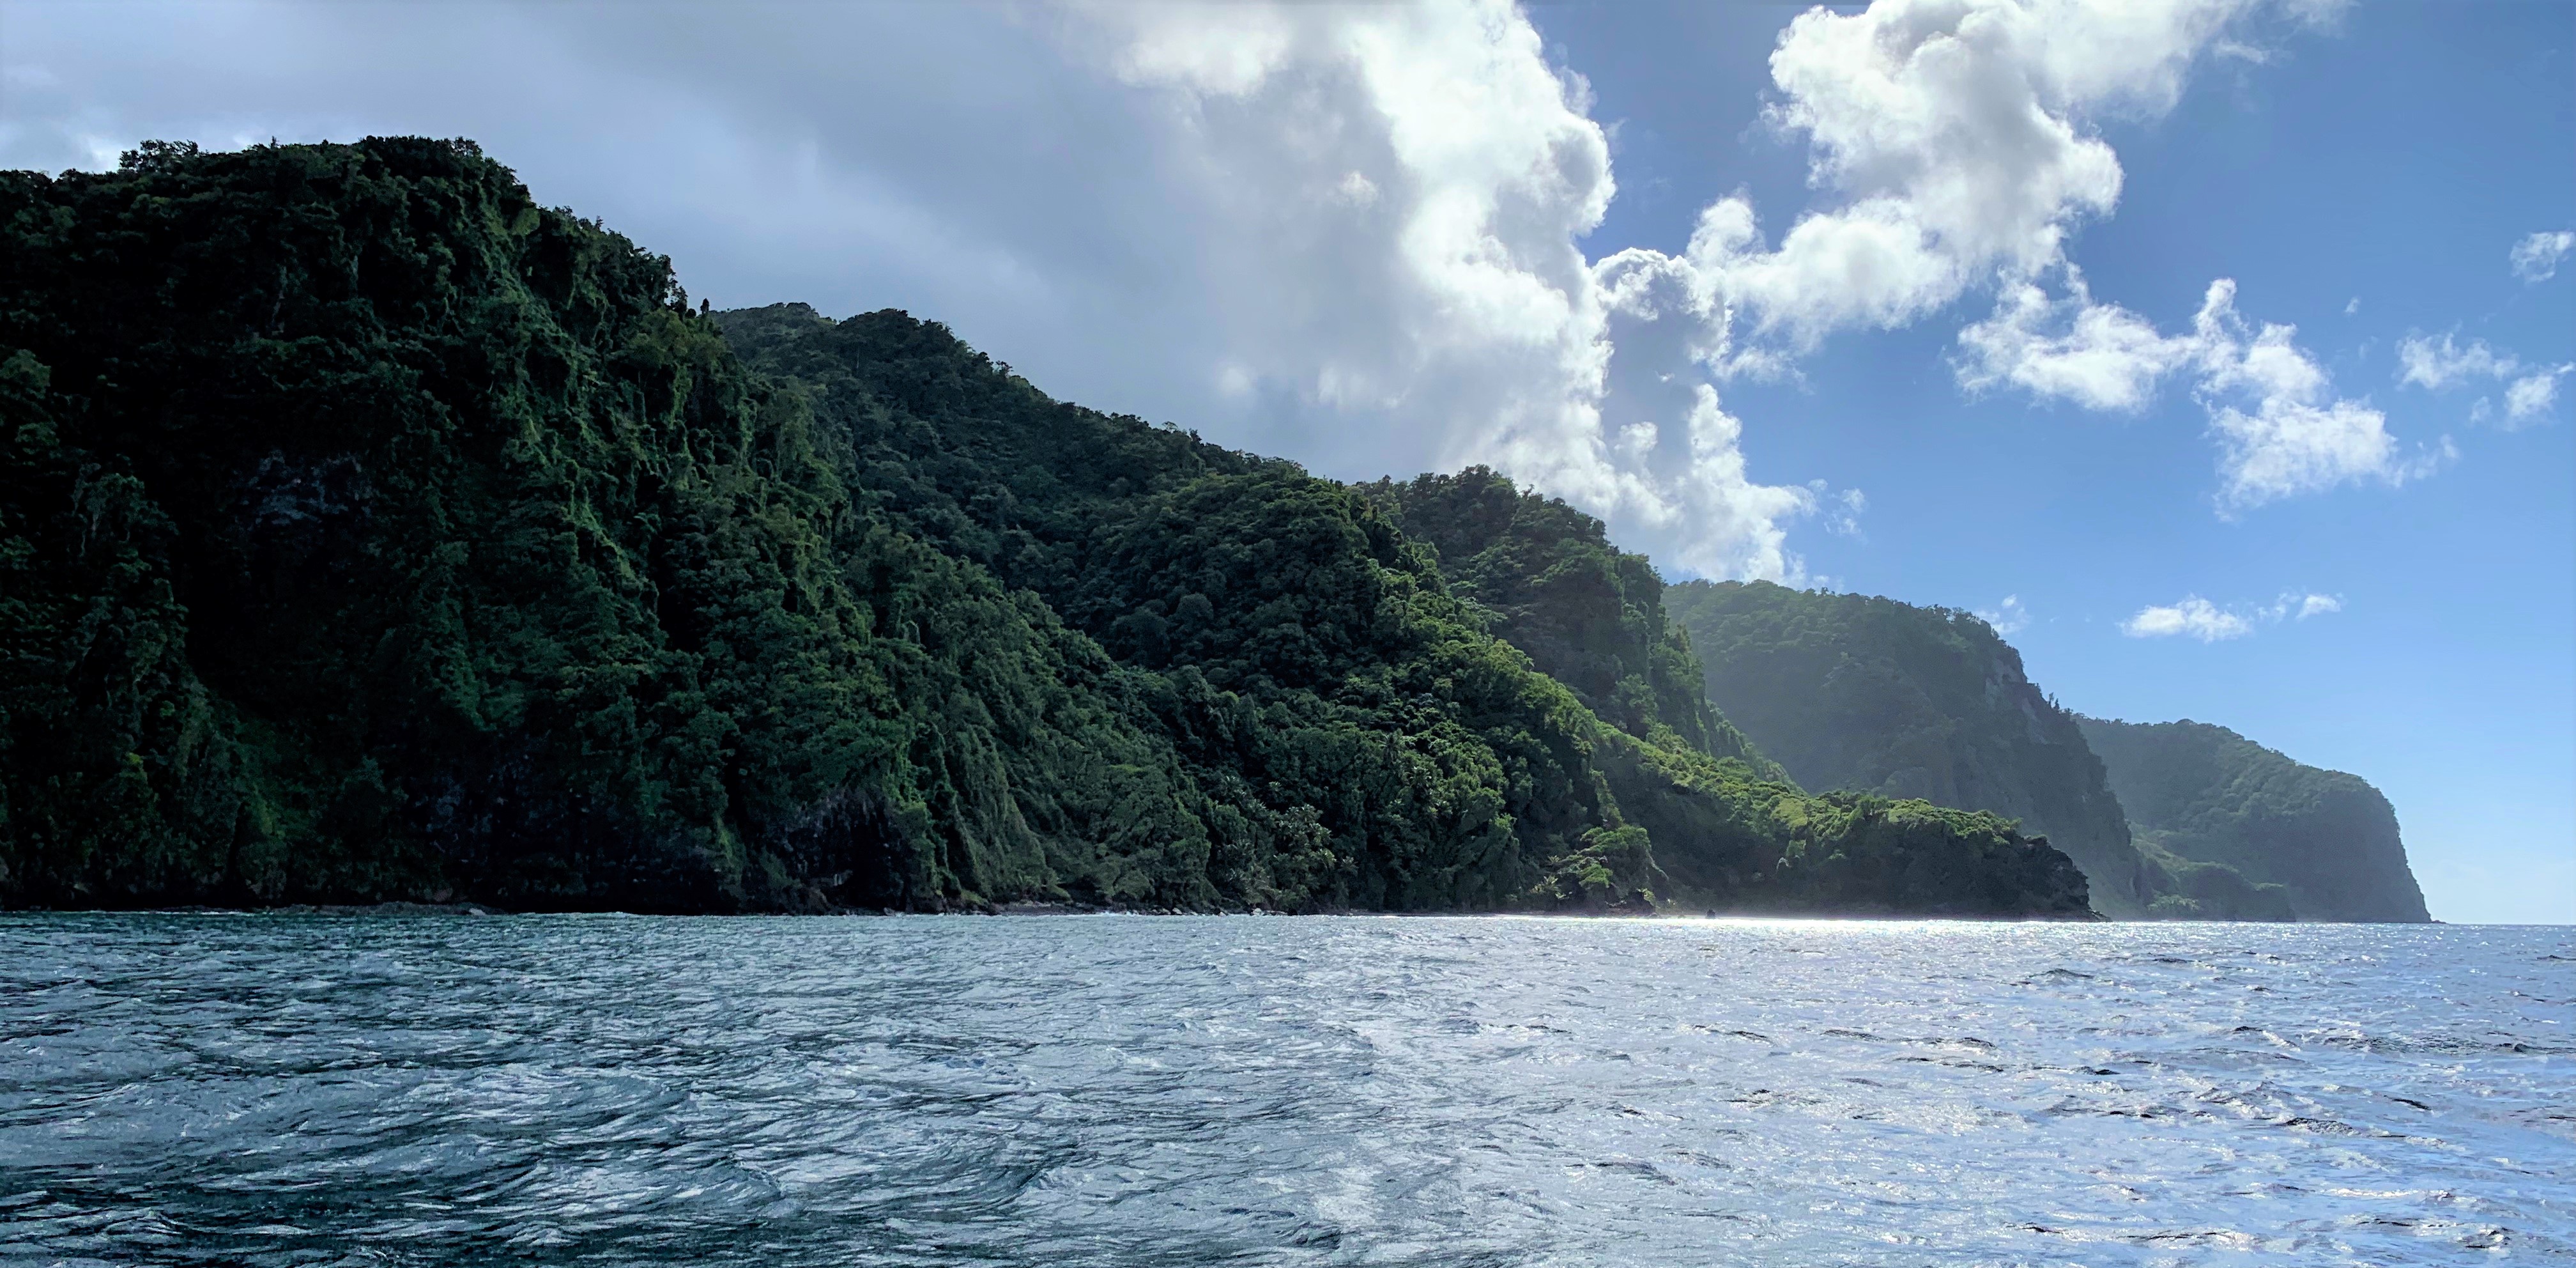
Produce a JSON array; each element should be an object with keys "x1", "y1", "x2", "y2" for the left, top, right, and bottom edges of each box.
[
  {"x1": 0, "y1": 137, "x2": 2087, "y2": 916},
  {"x1": 1356, "y1": 468, "x2": 1781, "y2": 777}
]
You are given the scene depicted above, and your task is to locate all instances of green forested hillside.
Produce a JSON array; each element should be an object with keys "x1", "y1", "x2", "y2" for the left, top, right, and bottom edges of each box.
[
  {"x1": 1664, "y1": 580, "x2": 2169, "y2": 915},
  {"x1": 712, "y1": 301, "x2": 2085, "y2": 916},
  {"x1": 0, "y1": 137, "x2": 2090, "y2": 916},
  {"x1": 1355, "y1": 468, "x2": 1778, "y2": 775},
  {"x1": 0, "y1": 139, "x2": 1205, "y2": 911},
  {"x1": 2077, "y1": 718, "x2": 2430, "y2": 922},
  {"x1": 1664, "y1": 580, "x2": 2432, "y2": 922}
]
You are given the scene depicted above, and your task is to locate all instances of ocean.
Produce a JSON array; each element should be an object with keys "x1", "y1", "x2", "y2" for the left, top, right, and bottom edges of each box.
[{"x1": 3, "y1": 913, "x2": 2568, "y2": 1265}]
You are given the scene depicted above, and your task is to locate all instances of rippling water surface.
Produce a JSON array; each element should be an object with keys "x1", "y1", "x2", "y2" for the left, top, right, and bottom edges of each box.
[{"x1": 3, "y1": 914, "x2": 2570, "y2": 1266}]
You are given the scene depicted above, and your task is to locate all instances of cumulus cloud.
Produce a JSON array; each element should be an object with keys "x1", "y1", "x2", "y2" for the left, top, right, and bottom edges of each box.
[
  {"x1": 1584, "y1": 0, "x2": 2392, "y2": 514},
  {"x1": 1705, "y1": 0, "x2": 2255, "y2": 344},
  {"x1": 2510, "y1": 229, "x2": 2573, "y2": 283},
  {"x1": 2189, "y1": 281, "x2": 2443, "y2": 511},
  {"x1": 1078, "y1": 0, "x2": 1823, "y2": 579},
  {"x1": 1955, "y1": 275, "x2": 2423, "y2": 514},
  {"x1": 1963, "y1": 272, "x2": 2435, "y2": 510},
  {"x1": 2121, "y1": 589, "x2": 2341, "y2": 640},
  {"x1": 2397, "y1": 333, "x2": 2516, "y2": 389},
  {"x1": 1975, "y1": 594, "x2": 2030, "y2": 635},
  {"x1": 1956, "y1": 269, "x2": 2195, "y2": 411},
  {"x1": 1619, "y1": 0, "x2": 2333, "y2": 352},
  {"x1": 2395, "y1": 332, "x2": 2570, "y2": 427}
]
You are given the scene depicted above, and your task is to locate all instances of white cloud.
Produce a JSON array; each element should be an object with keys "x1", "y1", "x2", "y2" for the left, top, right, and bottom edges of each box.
[
  {"x1": 1975, "y1": 594, "x2": 2030, "y2": 635},
  {"x1": 1963, "y1": 273, "x2": 2432, "y2": 509},
  {"x1": 2510, "y1": 229, "x2": 2573, "y2": 283},
  {"x1": 2395, "y1": 332, "x2": 2570, "y2": 428},
  {"x1": 2506, "y1": 367, "x2": 2570, "y2": 423},
  {"x1": 2123, "y1": 589, "x2": 2341, "y2": 641},
  {"x1": 2205, "y1": 396, "x2": 2421, "y2": 510},
  {"x1": 1606, "y1": 0, "x2": 2400, "y2": 514},
  {"x1": 2191, "y1": 280, "x2": 2442, "y2": 511},
  {"x1": 1591, "y1": 0, "x2": 2302, "y2": 378},
  {"x1": 2397, "y1": 333, "x2": 2515, "y2": 389},
  {"x1": 1600, "y1": 0, "x2": 2329, "y2": 356},
  {"x1": 1082, "y1": 0, "x2": 1823, "y2": 580},
  {"x1": 2122, "y1": 596, "x2": 2252, "y2": 641},
  {"x1": 1717, "y1": 0, "x2": 2254, "y2": 343},
  {"x1": 1824, "y1": 486, "x2": 1869, "y2": 538},
  {"x1": 1957, "y1": 270, "x2": 2195, "y2": 411}
]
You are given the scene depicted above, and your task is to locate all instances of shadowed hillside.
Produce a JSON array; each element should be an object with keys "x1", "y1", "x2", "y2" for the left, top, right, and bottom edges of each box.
[
  {"x1": 1666, "y1": 580, "x2": 2172, "y2": 915},
  {"x1": 0, "y1": 137, "x2": 2090, "y2": 918},
  {"x1": 2078, "y1": 718, "x2": 2430, "y2": 923}
]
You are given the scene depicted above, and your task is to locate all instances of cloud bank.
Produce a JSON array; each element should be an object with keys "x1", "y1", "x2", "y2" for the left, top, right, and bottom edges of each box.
[{"x1": 1075, "y1": 1, "x2": 1821, "y2": 579}]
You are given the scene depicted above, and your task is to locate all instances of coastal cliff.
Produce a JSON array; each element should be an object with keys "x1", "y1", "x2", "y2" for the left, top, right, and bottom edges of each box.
[
  {"x1": 1666, "y1": 580, "x2": 2166, "y2": 915},
  {"x1": 2078, "y1": 718, "x2": 2431, "y2": 923},
  {"x1": 1667, "y1": 580, "x2": 2431, "y2": 922},
  {"x1": 0, "y1": 138, "x2": 2089, "y2": 917}
]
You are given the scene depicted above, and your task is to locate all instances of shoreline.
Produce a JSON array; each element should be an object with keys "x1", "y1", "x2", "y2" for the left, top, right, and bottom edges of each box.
[{"x1": 0, "y1": 900, "x2": 2240, "y2": 924}]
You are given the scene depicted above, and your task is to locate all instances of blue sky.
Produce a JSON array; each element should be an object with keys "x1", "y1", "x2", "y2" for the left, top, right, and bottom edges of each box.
[
  {"x1": 4, "y1": 0, "x2": 2568, "y2": 920},
  {"x1": 1531, "y1": 1, "x2": 2575, "y2": 923}
]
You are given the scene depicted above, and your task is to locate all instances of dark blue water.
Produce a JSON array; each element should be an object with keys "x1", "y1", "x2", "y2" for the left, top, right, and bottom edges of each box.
[{"x1": 3, "y1": 914, "x2": 2569, "y2": 1266}]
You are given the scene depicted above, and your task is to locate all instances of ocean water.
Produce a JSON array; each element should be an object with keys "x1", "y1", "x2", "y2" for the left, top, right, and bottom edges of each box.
[{"x1": 1, "y1": 915, "x2": 2568, "y2": 1267}]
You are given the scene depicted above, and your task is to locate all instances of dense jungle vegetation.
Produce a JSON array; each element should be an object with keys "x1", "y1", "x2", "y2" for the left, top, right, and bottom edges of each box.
[
  {"x1": 1354, "y1": 468, "x2": 1777, "y2": 777},
  {"x1": 2078, "y1": 718, "x2": 2430, "y2": 923},
  {"x1": 0, "y1": 137, "x2": 2089, "y2": 916}
]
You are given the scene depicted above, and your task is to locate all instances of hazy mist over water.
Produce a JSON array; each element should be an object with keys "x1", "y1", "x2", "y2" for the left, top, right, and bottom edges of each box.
[{"x1": 4, "y1": 914, "x2": 2570, "y2": 1265}]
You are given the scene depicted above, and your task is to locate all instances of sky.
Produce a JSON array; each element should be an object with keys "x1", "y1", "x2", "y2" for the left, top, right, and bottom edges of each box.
[{"x1": 3, "y1": 0, "x2": 2569, "y2": 922}]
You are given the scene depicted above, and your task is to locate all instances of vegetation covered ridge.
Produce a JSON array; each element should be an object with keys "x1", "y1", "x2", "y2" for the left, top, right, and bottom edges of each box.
[
  {"x1": 1671, "y1": 579, "x2": 2428, "y2": 922},
  {"x1": 2078, "y1": 717, "x2": 2430, "y2": 923},
  {"x1": 0, "y1": 137, "x2": 2090, "y2": 917}
]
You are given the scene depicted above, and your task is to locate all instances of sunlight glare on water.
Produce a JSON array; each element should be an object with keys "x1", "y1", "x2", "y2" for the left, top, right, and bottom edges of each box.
[{"x1": 2, "y1": 913, "x2": 2570, "y2": 1265}]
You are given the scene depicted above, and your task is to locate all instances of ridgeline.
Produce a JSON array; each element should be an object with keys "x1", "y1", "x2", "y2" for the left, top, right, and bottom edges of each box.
[
  {"x1": 1668, "y1": 581, "x2": 2430, "y2": 922},
  {"x1": 0, "y1": 137, "x2": 2090, "y2": 917},
  {"x1": 2078, "y1": 718, "x2": 2430, "y2": 923}
]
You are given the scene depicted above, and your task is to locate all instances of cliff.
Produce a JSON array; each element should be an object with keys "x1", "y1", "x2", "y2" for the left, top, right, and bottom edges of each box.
[
  {"x1": 0, "y1": 138, "x2": 2089, "y2": 917},
  {"x1": 1665, "y1": 580, "x2": 2166, "y2": 915},
  {"x1": 2076, "y1": 718, "x2": 2431, "y2": 922}
]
